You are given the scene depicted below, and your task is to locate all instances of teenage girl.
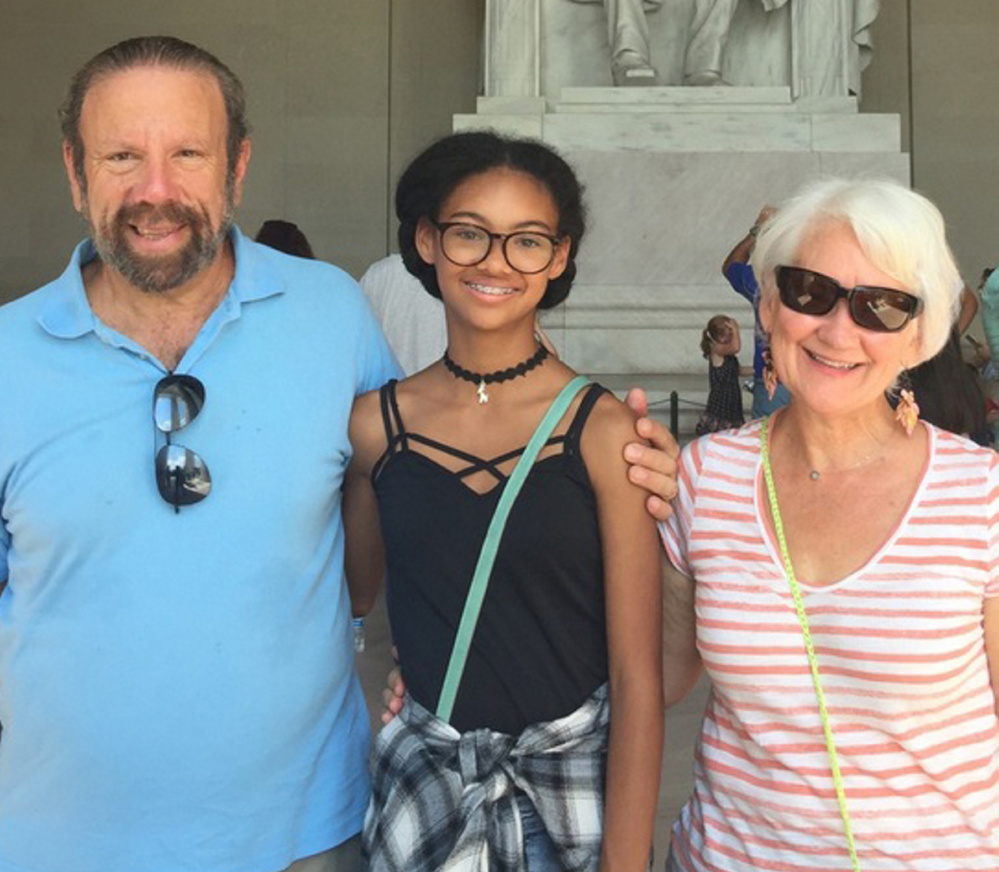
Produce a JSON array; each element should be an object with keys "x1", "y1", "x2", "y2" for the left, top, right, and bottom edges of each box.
[
  {"x1": 695, "y1": 314, "x2": 748, "y2": 435},
  {"x1": 344, "y1": 132, "x2": 663, "y2": 872}
]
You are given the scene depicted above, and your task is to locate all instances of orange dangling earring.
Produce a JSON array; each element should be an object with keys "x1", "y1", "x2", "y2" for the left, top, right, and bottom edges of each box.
[
  {"x1": 762, "y1": 345, "x2": 779, "y2": 402},
  {"x1": 894, "y1": 368, "x2": 920, "y2": 436}
]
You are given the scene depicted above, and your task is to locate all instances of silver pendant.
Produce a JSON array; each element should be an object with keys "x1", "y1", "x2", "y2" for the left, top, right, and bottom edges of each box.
[{"x1": 477, "y1": 380, "x2": 489, "y2": 404}]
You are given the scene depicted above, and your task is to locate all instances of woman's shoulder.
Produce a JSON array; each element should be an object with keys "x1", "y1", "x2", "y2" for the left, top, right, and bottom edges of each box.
[
  {"x1": 683, "y1": 418, "x2": 763, "y2": 463},
  {"x1": 925, "y1": 421, "x2": 996, "y2": 459},
  {"x1": 673, "y1": 419, "x2": 762, "y2": 492},
  {"x1": 924, "y1": 421, "x2": 998, "y2": 480}
]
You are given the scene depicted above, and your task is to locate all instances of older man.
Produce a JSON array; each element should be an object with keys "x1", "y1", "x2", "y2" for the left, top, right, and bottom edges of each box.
[
  {"x1": 0, "y1": 36, "x2": 677, "y2": 872},
  {"x1": 0, "y1": 35, "x2": 398, "y2": 872}
]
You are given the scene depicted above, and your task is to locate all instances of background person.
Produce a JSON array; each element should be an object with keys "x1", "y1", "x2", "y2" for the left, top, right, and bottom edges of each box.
[
  {"x1": 908, "y1": 329, "x2": 991, "y2": 445},
  {"x1": 723, "y1": 205, "x2": 791, "y2": 418},
  {"x1": 694, "y1": 314, "x2": 747, "y2": 435},
  {"x1": 358, "y1": 253, "x2": 448, "y2": 376},
  {"x1": 254, "y1": 218, "x2": 316, "y2": 258},
  {"x1": 662, "y1": 178, "x2": 999, "y2": 870}
]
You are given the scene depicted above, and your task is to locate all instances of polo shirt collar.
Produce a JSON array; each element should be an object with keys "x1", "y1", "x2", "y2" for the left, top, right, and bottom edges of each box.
[{"x1": 38, "y1": 226, "x2": 285, "y2": 340}]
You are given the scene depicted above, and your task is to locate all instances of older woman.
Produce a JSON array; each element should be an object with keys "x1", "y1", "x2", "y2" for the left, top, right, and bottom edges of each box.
[{"x1": 662, "y1": 178, "x2": 999, "y2": 870}]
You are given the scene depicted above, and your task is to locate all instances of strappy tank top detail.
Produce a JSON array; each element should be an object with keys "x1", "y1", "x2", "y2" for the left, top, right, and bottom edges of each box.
[
  {"x1": 372, "y1": 379, "x2": 610, "y2": 735},
  {"x1": 372, "y1": 378, "x2": 601, "y2": 488}
]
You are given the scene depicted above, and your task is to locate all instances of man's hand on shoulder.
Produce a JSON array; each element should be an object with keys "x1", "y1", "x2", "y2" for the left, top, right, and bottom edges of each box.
[{"x1": 624, "y1": 388, "x2": 679, "y2": 522}]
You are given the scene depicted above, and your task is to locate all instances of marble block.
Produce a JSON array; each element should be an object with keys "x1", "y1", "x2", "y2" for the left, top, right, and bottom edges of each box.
[
  {"x1": 811, "y1": 112, "x2": 900, "y2": 152},
  {"x1": 546, "y1": 110, "x2": 900, "y2": 153},
  {"x1": 558, "y1": 86, "x2": 793, "y2": 106},
  {"x1": 554, "y1": 91, "x2": 857, "y2": 116},
  {"x1": 817, "y1": 151, "x2": 910, "y2": 182},
  {"x1": 793, "y1": 95, "x2": 858, "y2": 114},
  {"x1": 453, "y1": 113, "x2": 544, "y2": 139},
  {"x1": 544, "y1": 111, "x2": 813, "y2": 152},
  {"x1": 477, "y1": 96, "x2": 547, "y2": 115}
]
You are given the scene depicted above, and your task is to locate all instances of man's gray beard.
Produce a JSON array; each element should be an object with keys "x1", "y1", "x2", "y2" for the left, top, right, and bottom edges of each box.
[{"x1": 85, "y1": 193, "x2": 234, "y2": 294}]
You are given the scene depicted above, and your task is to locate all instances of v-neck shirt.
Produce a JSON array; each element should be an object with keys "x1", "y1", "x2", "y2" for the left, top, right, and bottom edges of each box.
[{"x1": 661, "y1": 420, "x2": 999, "y2": 871}]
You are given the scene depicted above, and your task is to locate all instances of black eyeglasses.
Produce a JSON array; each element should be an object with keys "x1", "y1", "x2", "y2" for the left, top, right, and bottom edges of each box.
[
  {"x1": 153, "y1": 374, "x2": 211, "y2": 513},
  {"x1": 433, "y1": 221, "x2": 561, "y2": 274},
  {"x1": 775, "y1": 265, "x2": 923, "y2": 333}
]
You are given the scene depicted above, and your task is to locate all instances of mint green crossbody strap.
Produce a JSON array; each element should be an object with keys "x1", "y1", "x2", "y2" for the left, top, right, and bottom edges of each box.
[{"x1": 436, "y1": 375, "x2": 591, "y2": 723}]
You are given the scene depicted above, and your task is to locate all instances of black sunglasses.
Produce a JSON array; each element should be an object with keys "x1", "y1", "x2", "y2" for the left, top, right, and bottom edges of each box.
[
  {"x1": 153, "y1": 374, "x2": 211, "y2": 513},
  {"x1": 775, "y1": 265, "x2": 923, "y2": 333}
]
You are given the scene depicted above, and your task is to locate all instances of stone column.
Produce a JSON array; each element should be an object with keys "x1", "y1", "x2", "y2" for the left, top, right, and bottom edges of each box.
[
  {"x1": 791, "y1": 0, "x2": 853, "y2": 97},
  {"x1": 791, "y1": 0, "x2": 881, "y2": 98},
  {"x1": 484, "y1": 0, "x2": 541, "y2": 96}
]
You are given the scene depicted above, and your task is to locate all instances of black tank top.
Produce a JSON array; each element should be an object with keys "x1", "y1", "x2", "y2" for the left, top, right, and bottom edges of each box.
[{"x1": 372, "y1": 380, "x2": 610, "y2": 734}]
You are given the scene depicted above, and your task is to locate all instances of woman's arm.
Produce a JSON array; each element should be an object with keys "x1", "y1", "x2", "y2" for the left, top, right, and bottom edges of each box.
[
  {"x1": 583, "y1": 393, "x2": 664, "y2": 872},
  {"x1": 343, "y1": 390, "x2": 388, "y2": 617},
  {"x1": 661, "y1": 560, "x2": 702, "y2": 708},
  {"x1": 985, "y1": 598, "x2": 999, "y2": 721}
]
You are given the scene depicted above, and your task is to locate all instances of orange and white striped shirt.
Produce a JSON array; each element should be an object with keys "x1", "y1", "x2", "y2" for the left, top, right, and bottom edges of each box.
[{"x1": 661, "y1": 420, "x2": 999, "y2": 872}]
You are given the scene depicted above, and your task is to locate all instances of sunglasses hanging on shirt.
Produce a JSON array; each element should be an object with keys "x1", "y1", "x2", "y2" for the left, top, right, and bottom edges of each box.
[{"x1": 153, "y1": 374, "x2": 211, "y2": 513}]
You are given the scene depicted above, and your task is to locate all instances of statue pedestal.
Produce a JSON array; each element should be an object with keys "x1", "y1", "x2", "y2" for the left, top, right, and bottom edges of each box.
[{"x1": 454, "y1": 86, "x2": 907, "y2": 436}]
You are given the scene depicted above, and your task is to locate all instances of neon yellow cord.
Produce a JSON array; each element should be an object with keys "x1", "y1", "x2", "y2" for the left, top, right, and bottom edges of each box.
[{"x1": 760, "y1": 416, "x2": 861, "y2": 872}]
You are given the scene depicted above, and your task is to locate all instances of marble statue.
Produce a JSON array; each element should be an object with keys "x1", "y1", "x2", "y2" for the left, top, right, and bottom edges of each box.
[
  {"x1": 566, "y1": 0, "x2": 880, "y2": 92},
  {"x1": 483, "y1": 0, "x2": 881, "y2": 98},
  {"x1": 569, "y1": 0, "x2": 663, "y2": 85},
  {"x1": 685, "y1": 0, "x2": 744, "y2": 85},
  {"x1": 571, "y1": 0, "x2": 740, "y2": 86},
  {"x1": 791, "y1": 0, "x2": 881, "y2": 97}
]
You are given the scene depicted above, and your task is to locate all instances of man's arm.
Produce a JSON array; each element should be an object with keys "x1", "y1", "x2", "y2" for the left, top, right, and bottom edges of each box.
[
  {"x1": 722, "y1": 229, "x2": 756, "y2": 278},
  {"x1": 722, "y1": 205, "x2": 775, "y2": 277}
]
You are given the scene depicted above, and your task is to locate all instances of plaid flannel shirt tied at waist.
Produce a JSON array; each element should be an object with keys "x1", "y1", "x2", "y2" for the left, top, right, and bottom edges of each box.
[{"x1": 363, "y1": 682, "x2": 609, "y2": 872}]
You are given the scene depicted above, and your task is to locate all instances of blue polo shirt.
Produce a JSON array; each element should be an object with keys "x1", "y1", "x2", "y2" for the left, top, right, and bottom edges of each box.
[{"x1": 0, "y1": 229, "x2": 400, "y2": 872}]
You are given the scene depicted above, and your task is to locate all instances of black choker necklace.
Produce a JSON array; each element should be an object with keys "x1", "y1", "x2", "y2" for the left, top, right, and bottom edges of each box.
[{"x1": 442, "y1": 345, "x2": 549, "y2": 404}]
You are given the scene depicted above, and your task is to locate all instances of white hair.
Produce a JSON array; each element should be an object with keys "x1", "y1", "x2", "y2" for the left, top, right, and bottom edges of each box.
[{"x1": 750, "y1": 177, "x2": 962, "y2": 362}]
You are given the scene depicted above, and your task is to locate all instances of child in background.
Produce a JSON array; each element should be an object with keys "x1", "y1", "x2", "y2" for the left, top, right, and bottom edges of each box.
[{"x1": 695, "y1": 314, "x2": 748, "y2": 436}]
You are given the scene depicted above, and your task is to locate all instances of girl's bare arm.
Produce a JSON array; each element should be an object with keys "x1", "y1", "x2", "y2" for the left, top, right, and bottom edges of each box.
[{"x1": 584, "y1": 392, "x2": 664, "y2": 872}]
